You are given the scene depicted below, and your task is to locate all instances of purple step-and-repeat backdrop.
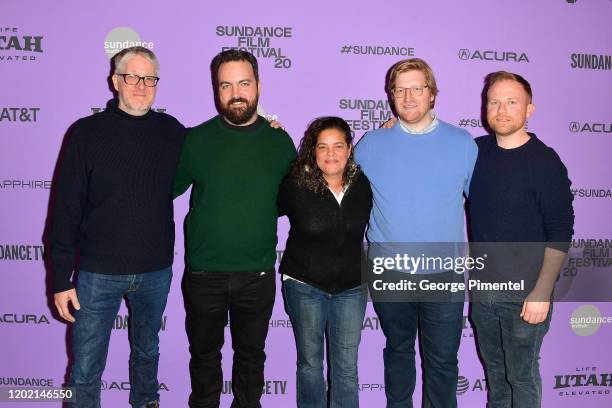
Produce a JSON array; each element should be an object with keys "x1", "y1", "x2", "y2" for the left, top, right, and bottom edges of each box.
[{"x1": 1, "y1": 0, "x2": 611, "y2": 406}]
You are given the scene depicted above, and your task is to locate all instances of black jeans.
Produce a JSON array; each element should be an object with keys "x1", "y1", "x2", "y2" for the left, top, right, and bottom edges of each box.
[{"x1": 182, "y1": 269, "x2": 276, "y2": 408}]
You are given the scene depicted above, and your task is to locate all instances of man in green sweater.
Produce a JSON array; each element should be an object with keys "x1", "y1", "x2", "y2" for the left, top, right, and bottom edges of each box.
[{"x1": 173, "y1": 50, "x2": 296, "y2": 408}]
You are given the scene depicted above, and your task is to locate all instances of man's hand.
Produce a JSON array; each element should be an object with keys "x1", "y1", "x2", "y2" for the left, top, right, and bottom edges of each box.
[
  {"x1": 269, "y1": 119, "x2": 284, "y2": 129},
  {"x1": 54, "y1": 289, "x2": 80, "y2": 323},
  {"x1": 520, "y1": 299, "x2": 550, "y2": 324},
  {"x1": 381, "y1": 117, "x2": 397, "y2": 129}
]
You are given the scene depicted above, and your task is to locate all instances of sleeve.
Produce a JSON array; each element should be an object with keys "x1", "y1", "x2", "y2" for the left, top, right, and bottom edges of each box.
[
  {"x1": 277, "y1": 175, "x2": 292, "y2": 217},
  {"x1": 49, "y1": 122, "x2": 89, "y2": 293},
  {"x1": 365, "y1": 173, "x2": 374, "y2": 214},
  {"x1": 281, "y1": 130, "x2": 297, "y2": 172},
  {"x1": 353, "y1": 132, "x2": 370, "y2": 168},
  {"x1": 172, "y1": 132, "x2": 193, "y2": 199},
  {"x1": 535, "y1": 148, "x2": 575, "y2": 252},
  {"x1": 463, "y1": 136, "x2": 478, "y2": 197}
]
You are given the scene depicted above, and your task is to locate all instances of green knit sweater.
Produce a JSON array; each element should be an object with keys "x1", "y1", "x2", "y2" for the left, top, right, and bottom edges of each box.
[{"x1": 173, "y1": 115, "x2": 296, "y2": 271}]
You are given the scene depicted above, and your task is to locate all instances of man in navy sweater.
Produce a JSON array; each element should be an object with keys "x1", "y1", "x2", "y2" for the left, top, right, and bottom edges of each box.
[
  {"x1": 468, "y1": 71, "x2": 574, "y2": 408},
  {"x1": 50, "y1": 47, "x2": 185, "y2": 408}
]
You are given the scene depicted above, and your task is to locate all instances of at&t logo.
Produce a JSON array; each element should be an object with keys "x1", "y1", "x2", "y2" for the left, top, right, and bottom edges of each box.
[{"x1": 456, "y1": 375, "x2": 488, "y2": 395}]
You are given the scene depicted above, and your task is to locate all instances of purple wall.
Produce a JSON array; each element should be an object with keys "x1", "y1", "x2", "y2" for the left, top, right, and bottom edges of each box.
[{"x1": 1, "y1": 0, "x2": 611, "y2": 406}]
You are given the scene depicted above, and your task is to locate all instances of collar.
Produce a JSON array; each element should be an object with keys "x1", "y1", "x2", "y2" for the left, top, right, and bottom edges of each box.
[{"x1": 398, "y1": 111, "x2": 439, "y2": 134}]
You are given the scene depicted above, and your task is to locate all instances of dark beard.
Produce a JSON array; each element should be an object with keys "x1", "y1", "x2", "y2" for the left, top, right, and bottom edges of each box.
[{"x1": 220, "y1": 96, "x2": 259, "y2": 125}]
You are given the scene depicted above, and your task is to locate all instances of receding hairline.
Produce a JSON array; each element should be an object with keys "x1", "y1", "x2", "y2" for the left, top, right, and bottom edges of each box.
[
  {"x1": 113, "y1": 47, "x2": 159, "y2": 75},
  {"x1": 486, "y1": 78, "x2": 533, "y2": 103}
]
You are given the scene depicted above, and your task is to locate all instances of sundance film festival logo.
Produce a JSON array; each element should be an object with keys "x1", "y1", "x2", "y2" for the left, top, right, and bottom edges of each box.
[
  {"x1": 569, "y1": 121, "x2": 612, "y2": 134},
  {"x1": 339, "y1": 98, "x2": 394, "y2": 132},
  {"x1": 0, "y1": 244, "x2": 45, "y2": 261},
  {"x1": 0, "y1": 313, "x2": 50, "y2": 325},
  {"x1": 554, "y1": 366, "x2": 612, "y2": 397},
  {"x1": 222, "y1": 379, "x2": 288, "y2": 395},
  {"x1": 104, "y1": 27, "x2": 154, "y2": 59},
  {"x1": 217, "y1": 25, "x2": 293, "y2": 69},
  {"x1": 458, "y1": 48, "x2": 529, "y2": 63},
  {"x1": 0, "y1": 108, "x2": 39, "y2": 122},
  {"x1": 0, "y1": 27, "x2": 43, "y2": 62},
  {"x1": 456, "y1": 376, "x2": 488, "y2": 395},
  {"x1": 565, "y1": 239, "x2": 612, "y2": 277},
  {"x1": 101, "y1": 380, "x2": 169, "y2": 391},
  {"x1": 570, "y1": 305, "x2": 612, "y2": 336}
]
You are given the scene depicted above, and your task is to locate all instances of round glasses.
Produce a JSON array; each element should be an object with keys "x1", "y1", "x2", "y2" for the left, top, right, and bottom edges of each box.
[{"x1": 391, "y1": 85, "x2": 429, "y2": 98}]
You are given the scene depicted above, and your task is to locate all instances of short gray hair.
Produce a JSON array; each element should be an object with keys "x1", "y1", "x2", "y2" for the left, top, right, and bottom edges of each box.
[{"x1": 113, "y1": 46, "x2": 159, "y2": 75}]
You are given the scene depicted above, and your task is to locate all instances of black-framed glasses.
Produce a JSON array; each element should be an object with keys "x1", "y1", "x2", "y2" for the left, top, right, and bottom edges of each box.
[
  {"x1": 392, "y1": 85, "x2": 429, "y2": 98},
  {"x1": 115, "y1": 73, "x2": 160, "y2": 87}
]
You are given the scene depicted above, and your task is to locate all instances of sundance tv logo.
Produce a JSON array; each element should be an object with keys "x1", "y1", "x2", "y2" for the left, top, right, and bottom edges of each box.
[
  {"x1": 0, "y1": 244, "x2": 45, "y2": 261},
  {"x1": 569, "y1": 121, "x2": 612, "y2": 134},
  {"x1": 458, "y1": 48, "x2": 529, "y2": 63},
  {"x1": 222, "y1": 379, "x2": 287, "y2": 395},
  {"x1": 104, "y1": 27, "x2": 154, "y2": 59},
  {"x1": 0, "y1": 27, "x2": 43, "y2": 62}
]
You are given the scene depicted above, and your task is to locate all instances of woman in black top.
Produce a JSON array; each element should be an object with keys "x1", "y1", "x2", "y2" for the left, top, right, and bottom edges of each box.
[{"x1": 278, "y1": 117, "x2": 372, "y2": 408}]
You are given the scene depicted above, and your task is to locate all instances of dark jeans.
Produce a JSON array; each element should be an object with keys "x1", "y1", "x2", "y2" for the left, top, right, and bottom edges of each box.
[
  {"x1": 471, "y1": 301, "x2": 551, "y2": 408},
  {"x1": 182, "y1": 269, "x2": 275, "y2": 408},
  {"x1": 373, "y1": 300, "x2": 463, "y2": 408},
  {"x1": 69, "y1": 267, "x2": 172, "y2": 408},
  {"x1": 283, "y1": 280, "x2": 367, "y2": 408}
]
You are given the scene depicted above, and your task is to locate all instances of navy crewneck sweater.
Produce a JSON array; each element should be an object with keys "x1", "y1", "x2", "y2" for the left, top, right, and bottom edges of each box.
[
  {"x1": 50, "y1": 101, "x2": 186, "y2": 292},
  {"x1": 468, "y1": 133, "x2": 574, "y2": 247}
]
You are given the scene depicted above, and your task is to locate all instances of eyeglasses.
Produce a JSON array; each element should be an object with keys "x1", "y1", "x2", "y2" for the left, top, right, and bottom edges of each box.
[
  {"x1": 391, "y1": 85, "x2": 429, "y2": 98},
  {"x1": 115, "y1": 73, "x2": 160, "y2": 87}
]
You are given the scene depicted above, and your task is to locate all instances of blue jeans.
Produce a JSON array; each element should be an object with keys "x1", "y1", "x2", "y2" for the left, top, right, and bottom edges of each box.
[
  {"x1": 373, "y1": 300, "x2": 463, "y2": 408},
  {"x1": 283, "y1": 279, "x2": 367, "y2": 408},
  {"x1": 471, "y1": 301, "x2": 551, "y2": 408},
  {"x1": 68, "y1": 267, "x2": 172, "y2": 408}
]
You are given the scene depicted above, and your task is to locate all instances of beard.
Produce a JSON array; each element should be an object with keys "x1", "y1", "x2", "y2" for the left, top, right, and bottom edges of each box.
[{"x1": 220, "y1": 94, "x2": 259, "y2": 125}]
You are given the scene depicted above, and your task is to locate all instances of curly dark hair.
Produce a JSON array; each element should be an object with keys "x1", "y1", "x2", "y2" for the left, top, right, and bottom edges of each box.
[{"x1": 291, "y1": 116, "x2": 361, "y2": 194}]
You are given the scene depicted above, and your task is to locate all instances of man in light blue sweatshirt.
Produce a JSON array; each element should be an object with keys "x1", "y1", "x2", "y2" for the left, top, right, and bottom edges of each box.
[{"x1": 355, "y1": 58, "x2": 477, "y2": 408}]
